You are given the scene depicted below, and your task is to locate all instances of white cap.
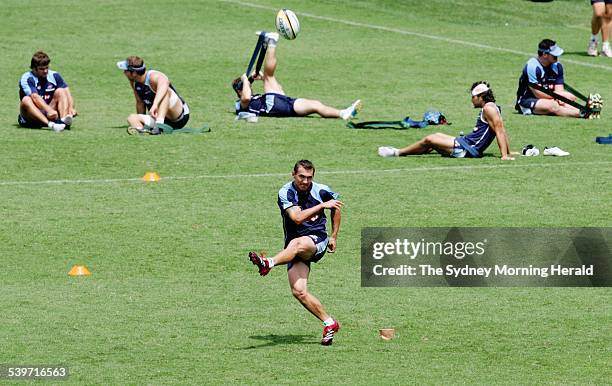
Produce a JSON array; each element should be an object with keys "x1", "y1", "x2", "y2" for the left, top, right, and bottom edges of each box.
[
  {"x1": 116, "y1": 60, "x2": 145, "y2": 72},
  {"x1": 471, "y1": 83, "x2": 489, "y2": 96},
  {"x1": 542, "y1": 44, "x2": 564, "y2": 57}
]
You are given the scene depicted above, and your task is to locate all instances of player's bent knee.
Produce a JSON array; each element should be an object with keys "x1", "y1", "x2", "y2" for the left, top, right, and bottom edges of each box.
[
  {"x1": 423, "y1": 134, "x2": 437, "y2": 145},
  {"x1": 20, "y1": 96, "x2": 33, "y2": 108},
  {"x1": 291, "y1": 286, "x2": 309, "y2": 301},
  {"x1": 54, "y1": 88, "x2": 68, "y2": 98},
  {"x1": 294, "y1": 237, "x2": 315, "y2": 254}
]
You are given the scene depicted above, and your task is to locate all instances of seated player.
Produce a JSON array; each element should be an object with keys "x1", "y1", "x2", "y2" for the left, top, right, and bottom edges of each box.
[
  {"x1": 378, "y1": 81, "x2": 514, "y2": 160},
  {"x1": 117, "y1": 56, "x2": 190, "y2": 135},
  {"x1": 515, "y1": 39, "x2": 598, "y2": 118},
  {"x1": 18, "y1": 51, "x2": 77, "y2": 132},
  {"x1": 232, "y1": 32, "x2": 361, "y2": 120}
]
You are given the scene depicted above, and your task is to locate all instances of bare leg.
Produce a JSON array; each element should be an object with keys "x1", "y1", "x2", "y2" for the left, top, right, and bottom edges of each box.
[
  {"x1": 293, "y1": 98, "x2": 341, "y2": 118},
  {"x1": 592, "y1": 3, "x2": 604, "y2": 36},
  {"x1": 398, "y1": 133, "x2": 455, "y2": 156},
  {"x1": 127, "y1": 114, "x2": 149, "y2": 129},
  {"x1": 20, "y1": 96, "x2": 49, "y2": 126},
  {"x1": 604, "y1": 4, "x2": 612, "y2": 43},
  {"x1": 288, "y1": 260, "x2": 330, "y2": 322},
  {"x1": 52, "y1": 88, "x2": 71, "y2": 118},
  {"x1": 270, "y1": 236, "x2": 317, "y2": 266},
  {"x1": 533, "y1": 99, "x2": 581, "y2": 118},
  {"x1": 262, "y1": 46, "x2": 285, "y2": 94}
]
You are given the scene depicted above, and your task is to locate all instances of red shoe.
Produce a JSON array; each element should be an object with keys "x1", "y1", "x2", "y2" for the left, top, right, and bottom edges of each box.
[
  {"x1": 248, "y1": 251, "x2": 270, "y2": 276},
  {"x1": 321, "y1": 320, "x2": 340, "y2": 346}
]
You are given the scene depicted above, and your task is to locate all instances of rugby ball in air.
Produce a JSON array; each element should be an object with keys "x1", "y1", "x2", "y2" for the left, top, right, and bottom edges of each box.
[{"x1": 276, "y1": 9, "x2": 300, "y2": 40}]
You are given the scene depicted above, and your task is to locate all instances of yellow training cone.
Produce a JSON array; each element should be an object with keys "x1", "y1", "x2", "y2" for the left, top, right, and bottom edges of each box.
[
  {"x1": 68, "y1": 265, "x2": 91, "y2": 276},
  {"x1": 142, "y1": 171, "x2": 160, "y2": 182}
]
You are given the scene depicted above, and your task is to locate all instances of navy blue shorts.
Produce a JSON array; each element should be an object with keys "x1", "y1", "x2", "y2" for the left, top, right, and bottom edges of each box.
[
  {"x1": 262, "y1": 93, "x2": 297, "y2": 117},
  {"x1": 287, "y1": 234, "x2": 329, "y2": 270},
  {"x1": 166, "y1": 113, "x2": 189, "y2": 129},
  {"x1": 516, "y1": 98, "x2": 538, "y2": 115},
  {"x1": 18, "y1": 114, "x2": 44, "y2": 128}
]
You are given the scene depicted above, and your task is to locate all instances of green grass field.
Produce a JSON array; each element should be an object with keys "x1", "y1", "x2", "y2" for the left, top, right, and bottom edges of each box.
[{"x1": 1, "y1": 0, "x2": 611, "y2": 384}]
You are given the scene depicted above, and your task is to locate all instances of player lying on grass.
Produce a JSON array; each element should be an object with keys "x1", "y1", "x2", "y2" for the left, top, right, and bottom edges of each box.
[
  {"x1": 248, "y1": 160, "x2": 343, "y2": 346},
  {"x1": 18, "y1": 51, "x2": 77, "y2": 132},
  {"x1": 378, "y1": 81, "x2": 514, "y2": 160},
  {"x1": 232, "y1": 32, "x2": 361, "y2": 120},
  {"x1": 117, "y1": 56, "x2": 190, "y2": 135}
]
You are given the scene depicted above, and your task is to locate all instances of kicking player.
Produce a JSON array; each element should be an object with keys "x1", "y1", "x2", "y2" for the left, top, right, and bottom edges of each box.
[
  {"x1": 18, "y1": 51, "x2": 77, "y2": 132},
  {"x1": 117, "y1": 56, "x2": 190, "y2": 134},
  {"x1": 515, "y1": 39, "x2": 597, "y2": 118},
  {"x1": 249, "y1": 160, "x2": 344, "y2": 346},
  {"x1": 233, "y1": 32, "x2": 361, "y2": 120},
  {"x1": 378, "y1": 81, "x2": 514, "y2": 160}
]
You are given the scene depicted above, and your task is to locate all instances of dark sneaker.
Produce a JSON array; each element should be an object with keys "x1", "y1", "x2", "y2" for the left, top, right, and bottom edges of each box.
[
  {"x1": 249, "y1": 251, "x2": 270, "y2": 276},
  {"x1": 321, "y1": 320, "x2": 340, "y2": 346}
]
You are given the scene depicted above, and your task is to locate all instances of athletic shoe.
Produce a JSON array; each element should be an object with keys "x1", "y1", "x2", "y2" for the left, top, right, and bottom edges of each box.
[
  {"x1": 48, "y1": 121, "x2": 65, "y2": 132},
  {"x1": 61, "y1": 115, "x2": 73, "y2": 126},
  {"x1": 543, "y1": 147, "x2": 570, "y2": 157},
  {"x1": 126, "y1": 126, "x2": 152, "y2": 135},
  {"x1": 340, "y1": 99, "x2": 361, "y2": 120},
  {"x1": 587, "y1": 40, "x2": 598, "y2": 56},
  {"x1": 521, "y1": 144, "x2": 540, "y2": 156},
  {"x1": 602, "y1": 45, "x2": 612, "y2": 58},
  {"x1": 378, "y1": 146, "x2": 399, "y2": 157},
  {"x1": 321, "y1": 319, "x2": 340, "y2": 346},
  {"x1": 248, "y1": 251, "x2": 270, "y2": 276},
  {"x1": 264, "y1": 32, "x2": 279, "y2": 47}
]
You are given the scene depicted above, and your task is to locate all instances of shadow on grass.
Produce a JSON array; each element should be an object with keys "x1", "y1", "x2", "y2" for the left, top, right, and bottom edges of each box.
[
  {"x1": 241, "y1": 334, "x2": 318, "y2": 349},
  {"x1": 563, "y1": 51, "x2": 594, "y2": 58}
]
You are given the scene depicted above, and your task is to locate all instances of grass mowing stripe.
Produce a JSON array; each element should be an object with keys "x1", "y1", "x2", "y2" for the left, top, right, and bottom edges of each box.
[
  {"x1": 1, "y1": 160, "x2": 610, "y2": 186},
  {"x1": 221, "y1": 0, "x2": 612, "y2": 72}
]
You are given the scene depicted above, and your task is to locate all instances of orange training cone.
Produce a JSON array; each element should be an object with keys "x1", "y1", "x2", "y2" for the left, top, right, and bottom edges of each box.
[
  {"x1": 68, "y1": 265, "x2": 91, "y2": 276},
  {"x1": 142, "y1": 171, "x2": 161, "y2": 182}
]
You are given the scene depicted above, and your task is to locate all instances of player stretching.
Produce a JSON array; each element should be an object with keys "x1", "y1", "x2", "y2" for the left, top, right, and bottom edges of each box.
[
  {"x1": 233, "y1": 32, "x2": 360, "y2": 120},
  {"x1": 249, "y1": 160, "x2": 343, "y2": 346}
]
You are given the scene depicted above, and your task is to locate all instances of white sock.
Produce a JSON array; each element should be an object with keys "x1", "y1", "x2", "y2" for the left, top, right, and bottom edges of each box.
[
  {"x1": 267, "y1": 258, "x2": 275, "y2": 268},
  {"x1": 323, "y1": 318, "x2": 334, "y2": 326},
  {"x1": 155, "y1": 118, "x2": 164, "y2": 125},
  {"x1": 603, "y1": 42, "x2": 610, "y2": 49},
  {"x1": 591, "y1": 35, "x2": 598, "y2": 42}
]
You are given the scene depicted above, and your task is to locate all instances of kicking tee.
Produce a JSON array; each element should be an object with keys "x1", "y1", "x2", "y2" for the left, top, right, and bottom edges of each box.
[{"x1": 277, "y1": 181, "x2": 339, "y2": 247}]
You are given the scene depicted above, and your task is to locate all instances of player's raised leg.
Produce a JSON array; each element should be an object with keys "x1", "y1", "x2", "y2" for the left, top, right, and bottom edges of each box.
[
  {"x1": 249, "y1": 236, "x2": 317, "y2": 275},
  {"x1": 261, "y1": 34, "x2": 285, "y2": 95}
]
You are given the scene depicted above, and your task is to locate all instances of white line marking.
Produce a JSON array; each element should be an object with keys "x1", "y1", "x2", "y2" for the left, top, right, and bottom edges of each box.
[
  {"x1": 1, "y1": 161, "x2": 610, "y2": 187},
  {"x1": 221, "y1": 0, "x2": 612, "y2": 72}
]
